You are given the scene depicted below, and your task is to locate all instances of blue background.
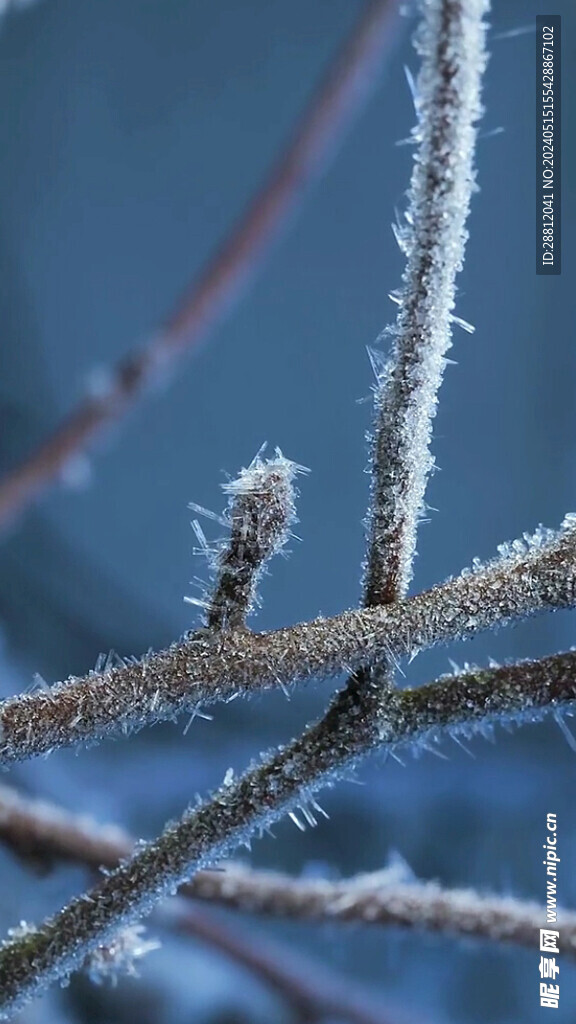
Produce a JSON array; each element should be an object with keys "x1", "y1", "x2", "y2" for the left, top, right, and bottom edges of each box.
[{"x1": 0, "y1": 1, "x2": 575, "y2": 1021}]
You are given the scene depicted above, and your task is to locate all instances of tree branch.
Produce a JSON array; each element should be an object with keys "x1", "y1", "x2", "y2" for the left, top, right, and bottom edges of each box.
[
  {"x1": 0, "y1": 783, "x2": 133, "y2": 874},
  {"x1": 364, "y1": 0, "x2": 487, "y2": 608},
  {"x1": 0, "y1": 3, "x2": 571, "y2": 1015},
  {"x1": 1, "y1": 515, "x2": 575, "y2": 766},
  {"x1": 0, "y1": 792, "x2": 395, "y2": 1024},
  {"x1": 160, "y1": 900, "x2": 400, "y2": 1024},
  {"x1": 190, "y1": 867, "x2": 576, "y2": 962},
  {"x1": 0, "y1": 0, "x2": 401, "y2": 536},
  {"x1": 196, "y1": 450, "x2": 304, "y2": 631},
  {"x1": 3, "y1": 647, "x2": 576, "y2": 962},
  {"x1": 2, "y1": 645, "x2": 576, "y2": 1013},
  {"x1": 346, "y1": 0, "x2": 488, "y2": 716}
]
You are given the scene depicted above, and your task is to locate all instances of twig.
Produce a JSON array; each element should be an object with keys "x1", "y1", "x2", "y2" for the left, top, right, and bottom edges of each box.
[
  {"x1": 0, "y1": 783, "x2": 133, "y2": 873},
  {"x1": 2, "y1": 644, "x2": 576, "y2": 1013},
  {"x1": 3, "y1": 631, "x2": 576, "y2": 960},
  {"x1": 0, "y1": 0, "x2": 401, "y2": 536},
  {"x1": 1, "y1": 515, "x2": 575, "y2": 766},
  {"x1": 188, "y1": 867, "x2": 576, "y2": 962},
  {"x1": 0, "y1": 790, "x2": 393, "y2": 1024},
  {"x1": 197, "y1": 450, "x2": 304, "y2": 631},
  {"x1": 364, "y1": 0, "x2": 488, "y2": 607},
  {"x1": 161, "y1": 900, "x2": 398, "y2": 1024},
  {"x1": 0, "y1": 2, "x2": 570, "y2": 1013},
  {"x1": 346, "y1": 0, "x2": 488, "y2": 715},
  {"x1": 189, "y1": 452, "x2": 396, "y2": 1023}
]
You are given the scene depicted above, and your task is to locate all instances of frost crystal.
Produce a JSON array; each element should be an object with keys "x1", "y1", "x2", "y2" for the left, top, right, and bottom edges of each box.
[
  {"x1": 86, "y1": 925, "x2": 160, "y2": 986},
  {"x1": 6, "y1": 921, "x2": 36, "y2": 941}
]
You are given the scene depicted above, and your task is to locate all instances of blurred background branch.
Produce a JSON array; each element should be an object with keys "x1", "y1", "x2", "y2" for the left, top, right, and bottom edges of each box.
[{"x1": 0, "y1": 0, "x2": 401, "y2": 538}]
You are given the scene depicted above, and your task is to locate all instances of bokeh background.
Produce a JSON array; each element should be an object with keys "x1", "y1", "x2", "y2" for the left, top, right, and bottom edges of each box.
[{"x1": 0, "y1": 1, "x2": 575, "y2": 1021}]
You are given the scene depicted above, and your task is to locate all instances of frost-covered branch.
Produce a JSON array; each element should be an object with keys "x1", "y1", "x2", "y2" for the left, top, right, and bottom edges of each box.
[
  {"x1": 364, "y1": 0, "x2": 488, "y2": 607},
  {"x1": 4, "y1": 622, "x2": 576, "y2": 964},
  {"x1": 0, "y1": 2, "x2": 572, "y2": 1011},
  {"x1": 348, "y1": 0, "x2": 488, "y2": 714},
  {"x1": 0, "y1": 784, "x2": 133, "y2": 873},
  {"x1": 0, "y1": 788, "x2": 392, "y2": 1024},
  {"x1": 0, "y1": 0, "x2": 401, "y2": 536},
  {"x1": 2, "y1": 646, "x2": 576, "y2": 1013},
  {"x1": 190, "y1": 866, "x2": 576, "y2": 961},
  {"x1": 1, "y1": 515, "x2": 575, "y2": 766},
  {"x1": 191, "y1": 450, "x2": 304, "y2": 631}
]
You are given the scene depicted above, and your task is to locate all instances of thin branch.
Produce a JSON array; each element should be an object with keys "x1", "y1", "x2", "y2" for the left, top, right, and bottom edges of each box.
[
  {"x1": 348, "y1": 0, "x2": 488, "y2": 714},
  {"x1": 0, "y1": 0, "x2": 401, "y2": 536},
  {"x1": 161, "y1": 900, "x2": 399, "y2": 1024},
  {"x1": 0, "y1": 783, "x2": 133, "y2": 873},
  {"x1": 3, "y1": 628, "x2": 576, "y2": 963},
  {"x1": 1, "y1": 515, "x2": 575, "y2": 766},
  {"x1": 167, "y1": 451, "x2": 397, "y2": 1024},
  {"x1": 364, "y1": 0, "x2": 488, "y2": 607},
  {"x1": 189, "y1": 867, "x2": 576, "y2": 962},
  {"x1": 2, "y1": 647, "x2": 576, "y2": 1013},
  {"x1": 0, "y1": 2, "x2": 570, "y2": 1011},
  {"x1": 197, "y1": 450, "x2": 304, "y2": 631},
  {"x1": 0, "y1": 792, "x2": 393, "y2": 1024}
]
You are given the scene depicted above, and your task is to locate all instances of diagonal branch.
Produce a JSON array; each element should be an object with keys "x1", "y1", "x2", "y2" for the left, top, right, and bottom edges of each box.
[
  {"x1": 2, "y1": 646, "x2": 576, "y2": 1013},
  {"x1": 0, "y1": 0, "x2": 401, "y2": 536},
  {"x1": 1, "y1": 515, "x2": 575, "y2": 766},
  {"x1": 160, "y1": 900, "x2": 400, "y2": 1024},
  {"x1": 3, "y1": 626, "x2": 576, "y2": 965},
  {"x1": 0, "y1": 799, "x2": 394, "y2": 1024}
]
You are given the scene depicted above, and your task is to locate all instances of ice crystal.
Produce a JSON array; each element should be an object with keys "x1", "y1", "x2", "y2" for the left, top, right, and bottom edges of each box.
[{"x1": 86, "y1": 925, "x2": 160, "y2": 986}]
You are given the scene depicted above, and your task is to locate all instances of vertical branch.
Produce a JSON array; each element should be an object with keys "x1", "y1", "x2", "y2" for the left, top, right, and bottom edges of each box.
[
  {"x1": 193, "y1": 449, "x2": 304, "y2": 631},
  {"x1": 347, "y1": 0, "x2": 488, "y2": 712},
  {"x1": 364, "y1": 0, "x2": 488, "y2": 609}
]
